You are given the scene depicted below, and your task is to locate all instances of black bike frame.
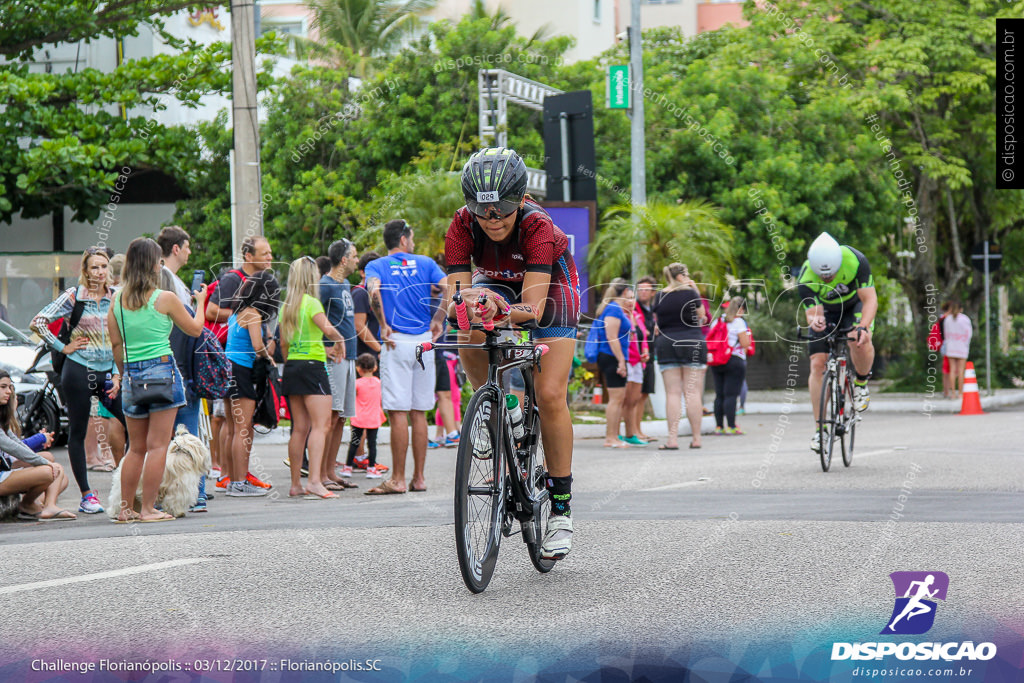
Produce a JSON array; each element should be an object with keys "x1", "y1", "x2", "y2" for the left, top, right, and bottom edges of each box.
[{"x1": 417, "y1": 327, "x2": 549, "y2": 524}]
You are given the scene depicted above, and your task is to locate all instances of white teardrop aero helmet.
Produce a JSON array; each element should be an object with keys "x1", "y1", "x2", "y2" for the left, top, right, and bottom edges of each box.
[{"x1": 807, "y1": 232, "x2": 843, "y2": 279}]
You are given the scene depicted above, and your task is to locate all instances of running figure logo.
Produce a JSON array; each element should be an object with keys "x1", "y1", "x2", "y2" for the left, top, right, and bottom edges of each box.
[{"x1": 882, "y1": 571, "x2": 949, "y2": 635}]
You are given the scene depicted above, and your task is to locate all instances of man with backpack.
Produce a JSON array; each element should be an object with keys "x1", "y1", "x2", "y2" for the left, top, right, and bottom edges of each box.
[{"x1": 204, "y1": 236, "x2": 274, "y2": 490}]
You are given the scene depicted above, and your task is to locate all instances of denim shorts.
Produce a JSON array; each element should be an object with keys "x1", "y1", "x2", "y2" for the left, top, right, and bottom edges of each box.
[{"x1": 122, "y1": 356, "x2": 186, "y2": 418}]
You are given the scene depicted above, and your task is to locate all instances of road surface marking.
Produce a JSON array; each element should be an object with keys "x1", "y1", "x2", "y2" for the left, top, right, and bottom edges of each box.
[
  {"x1": 853, "y1": 448, "x2": 895, "y2": 459},
  {"x1": 642, "y1": 478, "x2": 711, "y2": 492},
  {"x1": 0, "y1": 558, "x2": 212, "y2": 596}
]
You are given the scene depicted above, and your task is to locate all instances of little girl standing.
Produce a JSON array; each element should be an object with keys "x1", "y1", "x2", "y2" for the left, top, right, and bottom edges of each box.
[{"x1": 349, "y1": 353, "x2": 387, "y2": 478}]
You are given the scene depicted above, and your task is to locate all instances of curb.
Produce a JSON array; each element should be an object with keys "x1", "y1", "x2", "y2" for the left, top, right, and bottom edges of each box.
[{"x1": 253, "y1": 391, "x2": 1024, "y2": 446}]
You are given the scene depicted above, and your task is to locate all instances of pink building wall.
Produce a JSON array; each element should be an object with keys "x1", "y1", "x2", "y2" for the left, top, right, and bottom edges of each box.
[{"x1": 697, "y1": 2, "x2": 748, "y2": 34}]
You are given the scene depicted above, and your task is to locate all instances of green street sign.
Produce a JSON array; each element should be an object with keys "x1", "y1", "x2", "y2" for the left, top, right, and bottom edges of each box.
[{"x1": 607, "y1": 65, "x2": 630, "y2": 109}]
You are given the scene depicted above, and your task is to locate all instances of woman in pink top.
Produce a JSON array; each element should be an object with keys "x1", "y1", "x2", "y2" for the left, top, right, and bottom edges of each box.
[
  {"x1": 622, "y1": 302, "x2": 651, "y2": 445},
  {"x1": 942, "y1": 302, "x2": 973, "y2": 400},
  {"x1": 348, "y1": 353, "x2": 387, "y2": 478}
]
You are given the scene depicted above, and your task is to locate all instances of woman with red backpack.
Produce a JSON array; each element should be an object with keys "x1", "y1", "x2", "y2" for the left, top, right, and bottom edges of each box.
[{"x1": 708, "y1": 297, "x2": 751, "y2": 435}]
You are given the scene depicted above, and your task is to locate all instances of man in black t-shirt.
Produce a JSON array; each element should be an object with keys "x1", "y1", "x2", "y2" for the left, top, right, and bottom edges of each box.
[
  {"x1": 204, "y1": 236, "x2": 273, "y2": 491},
  {"x1": 352, "y1": 251, "x2": 381, "y2": 359}
]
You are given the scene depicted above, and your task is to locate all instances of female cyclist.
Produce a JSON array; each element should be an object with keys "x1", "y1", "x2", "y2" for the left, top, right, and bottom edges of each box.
[{"x1": 444, "y1": 147, "x2": 580, "y2": 561}]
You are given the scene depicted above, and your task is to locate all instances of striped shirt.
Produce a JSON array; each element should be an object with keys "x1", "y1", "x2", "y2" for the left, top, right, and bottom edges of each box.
[{"x1": 30, "y1": 286, "x2": 116, "y2": 372}]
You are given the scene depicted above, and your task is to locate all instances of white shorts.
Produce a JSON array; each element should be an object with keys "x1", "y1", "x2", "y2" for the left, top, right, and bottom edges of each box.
[
  {"x1": 328, "y1": 358, "x2": 357, "y2": 417},
  {"x1": 626, "y1": 362, "x2": 644, "y2": 384},
  {"x1": 380, "y1": 331, "x2": 435, "y2": 412}
]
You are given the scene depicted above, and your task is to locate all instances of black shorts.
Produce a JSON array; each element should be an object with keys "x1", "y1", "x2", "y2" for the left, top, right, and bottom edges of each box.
[
  {"x1": 655, "y1": 336, "x2": 707, "y2": 369},
  {"x1": 641, "y1": 358, "x2": 656, "y2": 394},
  {"x1": 281, "y1": 359, "x2": 331, "y2": 396},
  {"x1": 227, "y1": 361, "x2": 264, "y2": 401},
  {"x1": 808, "y1": 299, "x2": 871, "y2": 355},
  {"x1": 435, "y1": 349, "x2": 451, "y2": 392},
  {"x1": 597, "y1": 352, "x2": 627, "y2": 389}
]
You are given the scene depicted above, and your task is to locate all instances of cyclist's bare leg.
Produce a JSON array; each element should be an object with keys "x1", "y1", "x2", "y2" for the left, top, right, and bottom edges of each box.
[
  {"x1": 809, "y1": 352, "x2": 827, "y2": 422},
  {"x1": 532, "y1": 337, "x2": 574, "y2": 477},
  {"x1": 849, "y1": 339, "x2": 875, "y2": 379},
  {"x1": 457, "y1": 331, "x2": 489, "y2": 389}
]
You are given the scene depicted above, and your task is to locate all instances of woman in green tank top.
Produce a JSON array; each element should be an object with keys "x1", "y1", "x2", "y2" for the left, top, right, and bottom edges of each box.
[
  {"x1": 106, "y1": 237, "x2": 208, "y2": 523},
  {"x1": 279, "y1": 256, "x2": 344, "y2": 500}
]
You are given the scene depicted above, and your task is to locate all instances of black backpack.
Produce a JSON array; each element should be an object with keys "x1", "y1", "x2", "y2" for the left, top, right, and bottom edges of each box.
[{"x1": 50, "y1": 290, "x2": 87, "y2": 376}]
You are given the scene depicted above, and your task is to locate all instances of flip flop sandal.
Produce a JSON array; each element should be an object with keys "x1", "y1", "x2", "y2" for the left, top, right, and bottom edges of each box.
[
  {"x1": 409, "y1": 482, "x2": 427, "y2": 492},
  {"x1": 323, "y1": 481, "x2": 344, "y2": 491},
  {"x1": 304, "y1": 490, "x2": 339, "y2": 500},
  {"x1": 139, "y1": 513, "x2": 175, "y2": 523},
  {"x1": 39, "y1": 509, "x2": 77, "y2": 521},
  {"x1": 16, "y1": 511, "x2": 38, "y2": 521},
  {"x1": 364, "y1": 480, "x2": 406, "y2": 495},
  {"x1": 658, "y1": 445, "x2": 680, "y2": 451}
]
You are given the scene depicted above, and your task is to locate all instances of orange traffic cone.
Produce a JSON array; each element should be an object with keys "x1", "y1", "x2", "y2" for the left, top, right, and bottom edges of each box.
[
  {"x1": 959, "y1": 362, "x2": 984, "y2": 415},
  {"x1": 592, "y1": 385, "x2": 603, "y2": 405}
]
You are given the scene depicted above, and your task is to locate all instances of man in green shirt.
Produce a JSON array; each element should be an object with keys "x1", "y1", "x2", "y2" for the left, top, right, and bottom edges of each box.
[{"x1": 797, "y1": 233, "x2": 877, "y2": 453}]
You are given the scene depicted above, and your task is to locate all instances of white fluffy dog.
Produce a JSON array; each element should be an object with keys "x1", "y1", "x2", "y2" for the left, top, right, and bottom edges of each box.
[{"x1": 107, "y1": 424, "x2": 211, "y2": 519}]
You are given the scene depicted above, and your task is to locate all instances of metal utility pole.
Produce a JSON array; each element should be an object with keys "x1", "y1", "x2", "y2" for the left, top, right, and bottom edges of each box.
[
  {"x1": 628, "y1": 0, "x2": 646, "y2": 281},
  {"x1": 984, "y1": 240, "x2": 992, "y2": 396},
  {"x1": 231, "y1": 0, "x2": 263, "y2": 265}
]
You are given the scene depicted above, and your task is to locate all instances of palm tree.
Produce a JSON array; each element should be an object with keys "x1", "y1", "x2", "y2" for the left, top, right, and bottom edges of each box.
[
  {"x1": 468, "y1": 0, "x2": 551, "y2": 44},
  {"x1": 295, "y1": 0, "x2": 439, "y2": 76},
  {"x1": 588, "y1": 198, "x2": 735, "y2": 291},
  {"x1": 354, "y1": 167, "x2": 464, "y2": 258}
]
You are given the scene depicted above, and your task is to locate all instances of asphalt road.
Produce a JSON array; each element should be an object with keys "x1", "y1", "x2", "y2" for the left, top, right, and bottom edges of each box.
[{"x1": 1, "y1": 407, "x2": 1022, "y2": 680}]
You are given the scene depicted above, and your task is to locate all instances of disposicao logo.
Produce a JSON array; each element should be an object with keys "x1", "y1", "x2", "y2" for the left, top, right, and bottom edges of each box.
[
  {"x1": 831, "y1": 571, "x2": 997, "y2": 662},
  {"x1": 882, "y1": 571, "x2": 948, "y2": 635}
]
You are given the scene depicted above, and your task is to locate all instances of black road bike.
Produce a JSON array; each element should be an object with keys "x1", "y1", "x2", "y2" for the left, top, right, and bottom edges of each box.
[
  {"x1": 799, "y1": 325, "x2": 860, "y2": 472},
  {"x1": 417, "y1": 323, "x2": 554, "y2": 593}
]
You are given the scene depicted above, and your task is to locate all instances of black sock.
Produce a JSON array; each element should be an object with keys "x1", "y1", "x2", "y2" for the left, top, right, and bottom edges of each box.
[
  {"x1": 855, "y1": 372, "x2": 871, "y2": 384},
  {"x1": 546, "y1": 475, "x2": 572, "y2": 517}
]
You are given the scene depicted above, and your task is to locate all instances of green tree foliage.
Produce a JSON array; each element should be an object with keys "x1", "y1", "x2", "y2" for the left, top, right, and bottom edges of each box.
[
  {"x1": 588, "y1": 199, "x2": 734, "y2": 292},
  {"x1": 295, "y1": 0, "x2": 438, "y2": 76},
  {"x1": 752, "y1": 0, "x2": 1024, "y2": 325},
  {"x1": 0, "y1": 1, "x2": 280, "y2": 225}
]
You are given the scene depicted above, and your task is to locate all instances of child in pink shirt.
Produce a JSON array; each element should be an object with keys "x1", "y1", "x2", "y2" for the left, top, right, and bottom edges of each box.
[{"x1": 348, "y1": 354, "x2": 387, "y2": 478}]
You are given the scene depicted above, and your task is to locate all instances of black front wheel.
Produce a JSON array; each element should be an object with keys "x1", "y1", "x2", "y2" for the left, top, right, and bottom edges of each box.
[
  {"x1": 818, "y1": 369, "x2": 836, "y2": 472},
  {"x1": 841, "y1": 376, "x2": 856, "y2": 467},
  {"x1": 454, "y1": 389, "x2": 506, "y2": 593}
]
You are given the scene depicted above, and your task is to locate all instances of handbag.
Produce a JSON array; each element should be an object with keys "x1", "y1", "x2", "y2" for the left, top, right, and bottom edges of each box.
[
  {"x1": 119, "y1": 293, "x2": 175, "y2": 406},
  {"x1": 253, "y1": 361, "x2": 280, "y2": 430}
]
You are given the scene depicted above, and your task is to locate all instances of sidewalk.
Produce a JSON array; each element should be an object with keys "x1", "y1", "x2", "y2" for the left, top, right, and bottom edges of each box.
[{"x1": 254, "y1": 389, "x2": 1024, "y2": 446}]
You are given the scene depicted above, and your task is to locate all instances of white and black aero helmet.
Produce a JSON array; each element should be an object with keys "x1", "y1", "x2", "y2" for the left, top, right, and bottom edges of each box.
[
  {"x1": 808, "y1": 232, "x2": 843, "y2": 279},
  {"x1": 461, "y1": 147, "x2": 528, "y2": 219}
]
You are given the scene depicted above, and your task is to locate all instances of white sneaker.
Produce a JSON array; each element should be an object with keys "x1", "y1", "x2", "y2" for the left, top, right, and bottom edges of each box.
[
  {"x1": 810, "y1": 431, "x2": 822, "y2": 453},
  {"x1": 855, "y1": 384, "x2": 870, "y2": 412},
  {"x1": 79, "y1": 491, "x2": 104, "y2": 514},
  {"x1": 365, "y1": 465, "x2": 385, "y2": 479},
  {"x1": 540, "y1": 515, "x2": 573, "y2": 560},
  {"x1": 225, "y1": 481, "x2": 267, "y2": 497}
]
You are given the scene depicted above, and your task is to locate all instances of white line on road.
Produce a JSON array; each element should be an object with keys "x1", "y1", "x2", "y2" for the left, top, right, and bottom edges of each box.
[
  {"x1": 642, "y1": 478, "x2": 712, "y2": 492},
  {"x1": 853, "y1": 448, "x2": 895, "y2": 459},
  {"x1": 0, "y1": 558, "x2": 213, "y2": 597}
]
